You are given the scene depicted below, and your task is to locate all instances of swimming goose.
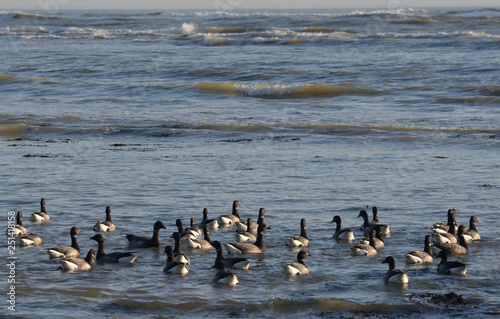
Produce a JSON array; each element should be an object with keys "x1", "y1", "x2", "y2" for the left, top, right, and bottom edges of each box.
[
  {"x1": 90, "y1": 234, "x2": 137, "y2": 263},
  {"x1": 359, "y1": 224, "x2": 385, "y2": 249},
  {"x1": 236, "y1": 218, "x2": 257, "y2": 242},
  {"x1": 59, "y1": 249, "x2": 95, "y2": 272},
  {"x1": 126, "y1": 221, "x2": 165, "y2": 248},
  {"x1": 171, "y1": 232, "x2": 191, "y2": 265},
  {"x1": 436, "y1": 231, "x2": 469, "y2": 256},
  {"x1": 463, "y1": 216, "x2": 480, "y2": 240},
  {"x1": 350, "y1": 230, "x2": 377, "y2": 256},
  {"x1": 404, "y1": 235, "x2": 433, "y2": 264},
  {"x1": 163, "y1": 245, "x2": 189, "y2": 275},
  {"x1": 283, "y1": 250, "x2": 311, "y2": 275},
  {"x1": 47, "y1": 226, "x2": 82, "y2": 259},
  {"x1": 235, "y1": 207, "x2": 266, "y2": 233},
  {"x1": 358, "y1": 210, "x2": 389, "y2": 236},
  {"x1": 331, "y1": 215, "x2": 355, "y2": 242},
  {"x1": 224, "y1": 224, "x2": 266, "y2": 255},
  {"x1": 93, "y1": 206, "x2": 116, "y2": 233},
  {"x1": 185, "y1": 225, "x2": 214, "y2": 250},
  {"x1": 371, "y1": 207, "x2": 381, "y2": 224},
  {"x1": 286, "y1": 218, "x2": 309, "y2": 247},
  {"x1": 8, "y1": 211, "x2": 27, "y2": 237},
  {"x1": 212, "y1": 240, "x2": 251, "y2": 270},
  {"x1": 187, "y1": 217, "x2": 202, "y2": 237},
  {"x1": 218, "y1": 200, "x2": 241, "y2": 226},
  {"x1": 19, "y1": 233, "x2": 43, "y2": 247},
  {"x1": 437, "y1": 250, "x2": 467, "y2": 275},
  {"x1": 433, "y1": 209, "x2": 457, "y2": 234},
  {"x1": 175, "y1": 219, "x2": 189, "y2": 239},
  {"x1": 176, "y1": 219, "x2": 200, "y2": 239},
  {"x1": 30, "y1": 198, "x2": 50, "y2": 222},
  {"x1": 200, "y1": 208, "x2": 219, "y2": 230},
  {"x1": 382, "y1": 256, "x2": 409, "y2": 284},
  {"x1": 432, "y1": 220, "x2": 458, "y2": 246},
  {"x1": 213, "y1": 261, "x2": 239, "y2": 286}
]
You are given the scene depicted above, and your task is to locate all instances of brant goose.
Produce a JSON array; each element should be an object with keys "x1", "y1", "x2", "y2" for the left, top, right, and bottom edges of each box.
[
  {"x1": 382, "y1": 256, "x2": 409, "y2": 284},
  {"x1": 331, "y1": 215, "x2": 355, "y2": 242},
  {"x1": 433, "y1": 209, "x2": 457, "y2": 234},
  {"x1": 235, "y1": 207, "x2": 266, "y2": 233},
  {"x1": 176, "y1": 219, "x2": 200, "y2": 239},
  {"x1": 404, "y1": 235, "x2": 433, "y2": 264},
  {"x1": 163, "y1": 245, "x2": 189, "y2": 275},
  {"x1": 90, "y1": 234, "x2": 137, "y2": 263},
  {"x1": 47, "y1": 226, "x2": 81, "y2": 259},
  {"x1": 283, "y1": 250, "x2": 311, "y2": 275},
  {"x1": 213, "y1": 261, "x2": 239, "y2": 286},
  {"x1": 286, "y1": 218, "x2": 309, "y2": 247},
  {"x1": 171, "y1": 232, "x2": 191, "y2": 265},
  {"x1": 236, "y1": 218, "x2": 257, "y2": 242},
  {"x1": 433, "y1": 221, "x2": 458, "y2": 246},
  {"x1": 200, "y1": 208, "x2": 219, "y2": 230},
  {"x1": 358, "y1": 210, "x2": 389, "y2": 236},
  {"x1": 59, "y1": 249, "x2": 95, "y2": 272},
  {"x1": 463, "y1": 216, "x2": 480, "y2": 240},
  {"x1": 212, "y1": 240, "x2": 251, "y2": 270},
  {"x1": 359, "y1": 224, "x2": 385, "y2": 249},
  {"x1": 187, "y1": 217, "x2": 202, "y2": 237},
  {"x1": 126, "y1": 221, "x2": 165, "y2": 248},
  {"x1": 350, "y1": 230, "x2": 377, "y2": 256},
  {"x1": 19, "y1": 233, "x2": 43, "y2": 247},
  {"x1": 371, "y1": 207, "x2": 381, "y2": 224},
  {"x1": 185, "y1": 225, "x2": 214, "y2": 250},
  {"x1": 437, "y1": 250, "x2": 467, "y2": 275},
  {"x1": 218, "y1": 200, "x2": 241, "y2": 226},
  {"x1": 224, "y1": 224, "x2": 266, "y2": 255},
  {"x1": 9, "y1": 211, "x2": 27, "y2": 237},
  {"x1": 436, "y1": 232, "x2": 469, "y2": 256},
  {"x1": 30, "y1": 198, "x2": 50, "y2": 222},
  {"x1": 93, "y1": 206, "x2": 116, "y2": 233}
]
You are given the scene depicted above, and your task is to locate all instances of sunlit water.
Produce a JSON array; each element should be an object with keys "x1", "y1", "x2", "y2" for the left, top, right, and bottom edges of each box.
[{"x1": 1, "y1": 7, "x2": 500, "y2": 318}]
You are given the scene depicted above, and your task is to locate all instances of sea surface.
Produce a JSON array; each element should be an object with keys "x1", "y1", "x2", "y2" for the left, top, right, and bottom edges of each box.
[{"x1": 1, "y1": 7, "x2": 500, "y2": 318}]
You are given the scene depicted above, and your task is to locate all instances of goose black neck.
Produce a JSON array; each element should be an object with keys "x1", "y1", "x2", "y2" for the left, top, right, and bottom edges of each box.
[
  {"x1": 458, "y1": 235, "x2": 468, "y2": 249},
  {"x1": 71, "y1": 234, "x2": 80, "y2": 252},
  {"x1": 166, "y1": 247, "x2": 175, "y2": 263},
  {"x1": 386, "y1": 258, "x2": 396, "y2": 270},
  {"x1": 151, "y1": 230, "x2": 160, "y2": 246},
  {"x1": 96, "y1": 241, "x2": 105, "y2": 259},
  {"x1": 300, "y1": 224, "x2": 308, "y2": 239},
  {"x1": 424, "y1": 236, "x2": 432, "y2": 255},
  {"x1": 203, "y1": 227, "x2": 211, "y2": 242},
  {"x1": 447, "y1": 223, "x2": 456, "y2": 235},
  {"x1": 469, "y1": 217, "x2": 478, "y2": 232},
  {"x1": 215, "y1": 247, "x2": 224, "y2": 261},
  {"x1": 232, "y1": 207, "x2": 240, "y2": 218},
  {"x1": 447, "y1": 210, "x2": 456, "y2": 227},
  {"x1": 105, "y1": 207, "x2": 112, "y2": 223},
  {"x1": 254, "y1": 231, "x2": 265, "y2": 251},
  {"x1": 174, "y1": 235, "x2": 182, "y2": 254},
  {"x1": 369, "y1": 231, "x2": 376, "y2": 248},
  {"x1": 85, "y1": 251, "x2": 95, "y2": 267}
]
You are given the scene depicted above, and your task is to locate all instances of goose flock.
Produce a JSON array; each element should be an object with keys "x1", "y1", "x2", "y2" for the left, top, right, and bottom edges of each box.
[{"x1": 8, "y1": 199, "x2": 479, "y2": 287}]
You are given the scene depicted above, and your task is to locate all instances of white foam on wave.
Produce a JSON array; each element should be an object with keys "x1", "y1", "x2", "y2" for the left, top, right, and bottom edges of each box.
[{"x1": 181, "y1": 23, "x2": 196, "y2": 35}]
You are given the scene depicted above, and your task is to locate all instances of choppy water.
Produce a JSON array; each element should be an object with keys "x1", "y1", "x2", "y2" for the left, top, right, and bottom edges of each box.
[{"x1": 1, "y1": 7, "x2": 500, "y2": 318}]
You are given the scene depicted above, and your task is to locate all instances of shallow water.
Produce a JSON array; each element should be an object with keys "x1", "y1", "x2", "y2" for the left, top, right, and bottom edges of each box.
[{"x1": 1, "y1": 7, "x2": 500, "y2": 318}]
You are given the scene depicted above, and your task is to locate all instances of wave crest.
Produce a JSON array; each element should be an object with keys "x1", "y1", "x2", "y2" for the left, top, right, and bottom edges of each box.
[{"x1": 193, "y1": 82, "x2": 382, "y2": 98}]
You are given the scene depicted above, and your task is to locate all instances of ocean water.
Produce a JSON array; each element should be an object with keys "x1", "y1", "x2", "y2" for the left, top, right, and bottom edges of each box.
[{"x1": 1, "y1": 7, "x2": 500, "y2": 318}]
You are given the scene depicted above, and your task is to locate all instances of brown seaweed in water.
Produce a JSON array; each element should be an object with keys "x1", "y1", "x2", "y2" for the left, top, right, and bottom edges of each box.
[{"x1": 425, "y1": 292, "x2": 468, "y2": 306}]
